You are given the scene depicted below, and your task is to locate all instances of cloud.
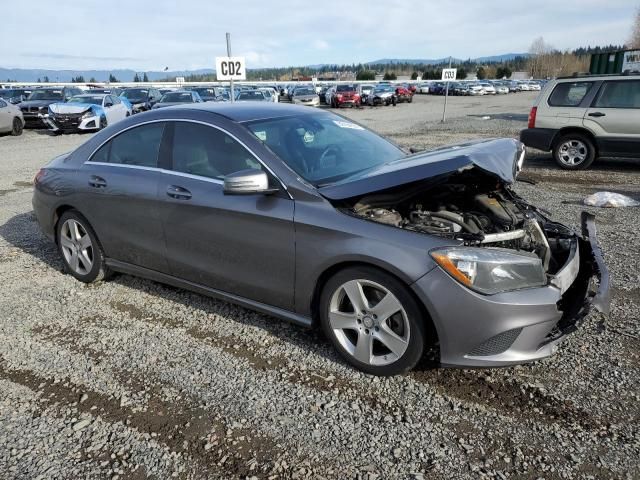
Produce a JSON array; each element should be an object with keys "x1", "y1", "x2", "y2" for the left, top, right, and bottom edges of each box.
[
  {"x1": 22, "y1": 53, "x2": 138, "y2": 62},
  {"x1": 313, "y1": 39, "x2": 330, "y2": 51}
]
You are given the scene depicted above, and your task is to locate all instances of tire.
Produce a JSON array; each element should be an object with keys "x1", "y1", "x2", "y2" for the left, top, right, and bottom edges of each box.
[
  {"x1": 319, "y1": 266, "x2": 427, "y2": 376},
  {"x1": 99, "y1": 116, "x2": 107, "y2": 130},
  {"x1": 408, "y1": 96, "x2": 413, "y2": 103},
  {"x1": 11, "y1": 117, "x2": 23, "y2": 136},
  {"x1": 553, "y1": 133, "x2": 596, "y2": 170},
  {"x1": 56, "y1": 210, "x2": 110, "y2": 283}
]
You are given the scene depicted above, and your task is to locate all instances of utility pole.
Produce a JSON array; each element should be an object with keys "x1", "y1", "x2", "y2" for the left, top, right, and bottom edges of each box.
[
  {"x1": 226, "y1": 32, "x2": 234, "y2": 103},
  {"x1": 441, "y1": 56, "x2": 452, "y2": 123}
]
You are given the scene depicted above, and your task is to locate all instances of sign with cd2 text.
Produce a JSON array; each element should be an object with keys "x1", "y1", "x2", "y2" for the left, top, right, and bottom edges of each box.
[{"x1": 215, "y1": 56, "x2": 246, "y2": 80}]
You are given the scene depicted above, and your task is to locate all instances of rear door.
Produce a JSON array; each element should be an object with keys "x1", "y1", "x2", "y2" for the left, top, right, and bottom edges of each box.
[
  {"x1": 584, "y1": 79, "x2": 640, "y2": 155},
  {"x1": 0, "y1": 99, "x2": 10, "y2": 131},
  {"x1": 79, "y1": 121, "x2": 169, "y2": 272},
  {"x1": 541, "y1": 80, "x2": 596, "y2": 127},
  {"x1": 159, "y1": 120, "x2": 296, "y2": 310}
]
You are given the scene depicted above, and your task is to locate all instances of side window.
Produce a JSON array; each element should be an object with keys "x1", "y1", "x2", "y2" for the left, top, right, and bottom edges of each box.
[
  {"x1": 171, "y1": 122, "x2": 262, "y2": 180},
  {"x1": 548, "y1": 82, "x2": 594, "y2": 107},
  {"x1": 90, "y1": 122, "x2": 165, "y2": 167},
  {"x1": 593, "y1": 80, "x2": 640, "y2": 109}
]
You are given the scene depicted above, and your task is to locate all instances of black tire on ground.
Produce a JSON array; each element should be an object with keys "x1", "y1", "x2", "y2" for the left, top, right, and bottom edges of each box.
[
  {"x1": 11, "y1": 117, "x2": 23, "y2": 136},
  {"x1": 319, "y1": 266, "x2": 427, "y2": 376},
  {"x1": 56, "y1": 210, "x2": 110, "y2": 283},
  {"x1": 99, "y1": 116, "x2": 107, "y2": 130},
  {"x1": 552, "y1": 133, "x2": 597, "y2": 170}
]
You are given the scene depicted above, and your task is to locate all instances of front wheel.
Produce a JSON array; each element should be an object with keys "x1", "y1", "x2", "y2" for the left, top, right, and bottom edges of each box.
[
  {"x1": 56, "y1": 210, "x2": 110, "y2": 283},
  {"x1": 553, "y1": 134, "x2": 596, "y2": 170},
  {"x1": 99, "y1": 116, "x2": 107, "y2": 130},
  {"x1": 319, "y1": 266, "x2": 427, "y2": 376},
  {"x1": 11, "y1": 117, "x2": 23, "y2": 136}
]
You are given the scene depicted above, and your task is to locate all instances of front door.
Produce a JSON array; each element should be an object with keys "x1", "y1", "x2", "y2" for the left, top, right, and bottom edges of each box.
[{"x1": 159, "y1": 121, "x2": 296, "y2": 310}]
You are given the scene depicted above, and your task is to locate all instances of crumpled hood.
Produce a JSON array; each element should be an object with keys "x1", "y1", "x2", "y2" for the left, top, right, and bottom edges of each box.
[
  {"x1": 48, "y1": 103, "x2": 94, "y2": 114},
  {"x1": 318, "y1": 138, "x2": 524, "y2": 200}
]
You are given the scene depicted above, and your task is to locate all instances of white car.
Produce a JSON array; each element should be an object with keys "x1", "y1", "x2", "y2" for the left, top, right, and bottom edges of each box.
[
  {"x1": 44, "y1": 94, "x2": 130, "y2": 133},
  {"x1": 519, "y1": 82, "x2": 531, "y2": 91},
  {"x1": 479, "y1": 82, "x2": 496, "y2": 95},
  {"x1": 417, "y1": 83, "x2": 431, "y2": 94},
  {"x1": 494, "y1": 83, "x2": 509, "y2": 94},
  {"x1": 258, "y1": 88, "x2": 279, "y2": 103},
  {"x1": 467, "y1": 84, "x2": 485, "y2": 96},
  {"x1": 528, "y1": 82, "x2": 541, "y2": 91},
  {"x1": 0, "y1": 98, "x2": 24, "y2": 135},
  {"x1": 324, "y1": 86, "x2": 336, "y2": 105}
]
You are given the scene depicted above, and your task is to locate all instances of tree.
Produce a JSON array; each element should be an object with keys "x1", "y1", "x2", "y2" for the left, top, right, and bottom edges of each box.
[
  {"x1": 495, "y1": 66, "x2": 512, "y2": 79},
  {"x1": 71, "y1": 75, "x2": 85, "y2": 83},
  {"x1": 133, "y1": 73, "x2": 140, "y2": 82},
  {"x1": 476, "y1": 67, "x2": 487, "y2": 80},
  {"x1": 37, "y1": 77, "x2": 41, "y2": 83},
  {"x1": 457, "y1": 67, "x2": 468, "y2": 80},
  {"x1": 410, "y1": 71, "x2": 419, "y2": 80},
  {"x1": 356, "y1": 70, "x2": 375, "y2": 81},
  {"x1": 143, "y1": 73, "x2": 149, "y2": 82},
  {"x1": 89, "y1": 77, "x2": 97, "y2": 83},
  {"x1": 629, "y1": 7, "x2": 640, "y2": 48},
  {"x1": 108, "y1": 74, "x2": 119, "y2": 83},
  {"x1": 43, "y1": 76, "x2": 50, "y2": 83},
  {"x1": 383, "y1": 72, "x2": 397, "y2": 81}
]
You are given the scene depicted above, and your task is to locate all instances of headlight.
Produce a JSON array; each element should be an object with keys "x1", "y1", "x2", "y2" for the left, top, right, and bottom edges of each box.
[
  {"x1": 82, "y1": 110, "x2": 94, "y2": 119},
  {"x1": 430, "y1": 247, "x2": 546, "y2": 294}
]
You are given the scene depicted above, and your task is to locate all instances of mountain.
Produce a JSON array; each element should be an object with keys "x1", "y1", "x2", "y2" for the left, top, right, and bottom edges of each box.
[
  {"x1": 0, "y1": 68, "x2": 214, "y2": 83},
  {"x1": 366, "y1": 53, "x2": 529, "y2": 65}
]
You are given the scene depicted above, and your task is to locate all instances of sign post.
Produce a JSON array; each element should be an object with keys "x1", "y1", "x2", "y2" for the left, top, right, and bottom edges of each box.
[
  {"x1": 215, "y1": 34, "x2": 247, "y2": 103},
  {"x1": 441, "y1": 59, "x2": 457, "y2": 123}
]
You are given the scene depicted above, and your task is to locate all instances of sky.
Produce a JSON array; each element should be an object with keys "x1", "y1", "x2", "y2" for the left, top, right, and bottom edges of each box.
[{"x1": 0, "y1": 0, "x2": 636, "y2": 71}]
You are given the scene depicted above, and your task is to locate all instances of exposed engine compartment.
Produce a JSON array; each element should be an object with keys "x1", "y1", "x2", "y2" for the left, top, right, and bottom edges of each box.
[{"x1": 343, "y1": 171, "x2": 577, "y2": 275}]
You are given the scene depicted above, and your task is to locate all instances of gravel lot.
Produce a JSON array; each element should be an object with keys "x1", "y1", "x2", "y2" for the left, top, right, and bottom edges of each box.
[{"x1": 0, "y1": 92, "x2": 638, "y2": 479}]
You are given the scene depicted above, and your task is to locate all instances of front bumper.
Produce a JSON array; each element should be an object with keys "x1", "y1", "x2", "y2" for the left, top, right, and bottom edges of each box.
[
  {"x1": 43, "y1": 114, "x2": 100, "y2": 133},
  {"x1": 411, "y1": 212, "x2": 609, "y2": 367},
  {"x1": 21, "y1": 112, "x2": 47, "y2": 128}
]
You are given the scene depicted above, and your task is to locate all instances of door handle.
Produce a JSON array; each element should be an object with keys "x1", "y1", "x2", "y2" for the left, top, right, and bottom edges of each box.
[
  {"x1": 588, "y1": 112, "x2": 606, "y2": 117},
  {"x1": 88, "y1": 175, "x2": 107, "y2": 188},
  {"x1": 166, "y1": 185, "x2": 192, "y2": 200}
]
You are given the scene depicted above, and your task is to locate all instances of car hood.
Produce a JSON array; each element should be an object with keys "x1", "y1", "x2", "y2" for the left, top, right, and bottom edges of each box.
[
  {"x1": 294, "y1": 95, "x2": 318, "y2": 100},
  {"x1": 20, "y1": 100, "x2": 58, "y2": 108},
  {"x1": 49, "y1": 103, "x2": 95, "y2": 114},
  {"x1": 318, "y1": 138, "x2": 524, "y2": 200}
]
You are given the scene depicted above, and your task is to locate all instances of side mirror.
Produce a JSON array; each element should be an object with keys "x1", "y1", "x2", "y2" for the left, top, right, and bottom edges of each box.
[
  {"x1": 105, "y1": 102, "x2": 113, "y2": 107},
  {"x1": 223, "y1": 169, "x2": 278, "y2": 195}
]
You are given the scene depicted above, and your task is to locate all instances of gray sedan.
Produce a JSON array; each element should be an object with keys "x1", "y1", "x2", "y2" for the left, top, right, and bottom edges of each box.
[{"x1": 32, "y1": 103, "x2": 609, "y2": 375}]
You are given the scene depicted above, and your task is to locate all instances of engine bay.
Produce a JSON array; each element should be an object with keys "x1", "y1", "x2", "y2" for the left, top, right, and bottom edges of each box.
[{"x1": 343, "y1": 172, "x2": 577, "y2": 275}]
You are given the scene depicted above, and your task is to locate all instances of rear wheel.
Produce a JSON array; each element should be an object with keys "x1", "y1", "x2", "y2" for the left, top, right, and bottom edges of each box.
[
  {"x1": 56, "y1": 210, "x2": 110, "y2": 283},
  {"x1": 320, "y1": 266, "x2": 427, "y2": 376},
  {"x1": 11, "y1": 117, "x2": 23, "y2": 136},
  {"x1": 553, "y1": 134, "x2": 596, "y2": 170}
]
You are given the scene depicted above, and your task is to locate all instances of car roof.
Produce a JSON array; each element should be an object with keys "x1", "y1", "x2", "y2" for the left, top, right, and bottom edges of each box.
[{"x1": 165, "y1": 102, "x2": 320, "y2": 122}]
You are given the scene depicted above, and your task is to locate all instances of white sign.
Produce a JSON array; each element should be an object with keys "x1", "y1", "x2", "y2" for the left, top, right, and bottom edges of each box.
[
  {"x1": 622, "y1": 50, "x2": 640, "y2": 72},
  {"x1": 441, "y1": 68, "x2": 457, "y2": 81},
  {"x1": 215, "y1": 56, "x2": 246, "y2": 80},
  {"x1": 175, "y1": 76, "x2": 185, "y2": 85}
]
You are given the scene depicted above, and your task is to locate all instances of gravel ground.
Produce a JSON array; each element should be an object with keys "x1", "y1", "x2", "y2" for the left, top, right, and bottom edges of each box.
[{"x1": 0, "y1": 93, "x2": 638, "y2": 479}]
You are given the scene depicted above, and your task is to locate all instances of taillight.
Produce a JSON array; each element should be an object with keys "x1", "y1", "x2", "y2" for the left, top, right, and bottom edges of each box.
[
  {"x1": 528, "y1": 106, "x2": 537, "y2": 128},
  {"x1": 34, "y1": 169, "x2": 45, "y2": 185}
]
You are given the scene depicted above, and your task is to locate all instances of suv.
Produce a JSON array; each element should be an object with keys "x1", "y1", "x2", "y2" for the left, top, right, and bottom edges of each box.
[{"x1": 520, "y1": 73, "x2": 640, "y2": 169}]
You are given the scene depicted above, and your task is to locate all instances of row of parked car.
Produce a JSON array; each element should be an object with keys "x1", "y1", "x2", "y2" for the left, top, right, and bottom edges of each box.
[
  {"x1": 281, "y1": 82, "x2": 418, "y2": 108},
  {"x1": 417, "y1": 79, "x2": 545, "y2": 96}
]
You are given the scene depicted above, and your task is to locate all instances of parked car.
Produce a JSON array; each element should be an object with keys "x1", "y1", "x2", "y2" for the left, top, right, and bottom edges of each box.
[
  {"x1": 188, "y1": 87, "x2": 225, "y2": 102},
  {"x1": 467, "y1": 83, "x2": 485, "y2": 96},
  {"x1": 507, "y1": 81, "x2": 521, "y2": 92},
  {"x1": 359, "y1": 84, "x2": 375, "y2": 104},
  {"x1": 31, "y1": 103, "x2": 609, "y2": 376},
  {"x1": 44, "y1": 94, "x2": 131, "y2": 133},
  {"x1": 394, "y1": 85, "x2": 413, "y2": 103},
  {"x1": 429, "y1": 82, "x2": 447, "y2": 95},
  {"x1": 292, "y1": 87, "x2": 320, "y2": 107},
  {"x1": 493, "y1": 82, "x2": 509, "y2": 95},
  {"x1": 324, "y1": 86, "x2": 336, "y2": 105},
  {"x1": 366, "y1": 85, "x2": 396, "y2": 106},
  {"x1": 518, "y1": 82, "x2": 531, "y2": 91},
  {"x1": 520, "y1": 73, "x2": 640, "y2": 170},
  {"x1": 236, "y1": 90, "x2": 268, "y2": 102},
  {"x1": 258, "y1": 87, "x2": 279, "y2": 103},
  {"x1": 0, "y1": 98, "x2": 24, "y2": 135},
  {"x1": 479, "y1": 82, "x2": 496, "y2": 95},
  {"x1": 416, "y1": 83, "x2": 431, "y2": 94},
  {"x1": 0, "y1": 88, "x2": 33, "y2": 104},
  {"x1": 331, "y1": 84, "x2": 361, "y2": 108},
  {"x1": 19, "y1": 87, "x2": 84, "y2": 128},
  {"x1": 120, "y1": 87, "x2": 163, "y2": 113},
  {"x1": 152, "y1": 91, "x2": 203, "y2": 109}
]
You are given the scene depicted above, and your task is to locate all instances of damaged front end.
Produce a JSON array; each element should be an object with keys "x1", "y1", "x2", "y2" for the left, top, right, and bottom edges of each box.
[{"x1": 322, "y1": 139, "x2": 610, "y2": 366}]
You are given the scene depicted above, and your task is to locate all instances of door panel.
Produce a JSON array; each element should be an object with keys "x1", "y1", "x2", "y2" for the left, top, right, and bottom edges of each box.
[
  {"x1": 584, "y1": 80, "x2": 640, "y2": 137},
  {"x1": 161, "y1": 174, "x2": 295, "y2": 310}
]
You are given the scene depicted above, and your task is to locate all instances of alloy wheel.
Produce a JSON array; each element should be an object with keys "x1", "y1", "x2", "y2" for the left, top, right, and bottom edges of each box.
[
  {"x1": 328, "y1": 279, "x2": 410, "y2": 366},
  {"x1": 557, "y1": 139, "x2": 588, "y2": 166},
  {"x1": 60, "y1": 219, "x2": 94, "y2": 275}
]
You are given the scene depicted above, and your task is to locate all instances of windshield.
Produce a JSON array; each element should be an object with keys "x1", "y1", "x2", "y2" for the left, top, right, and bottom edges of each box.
[
  {"x1": 121, "y1": 89, "x2": 148, "y2": 99},
  {"x1": 68, "y1": 95, "x2": 103, "y2": 105},
  {"x1": 237, "y1": 91, "x2": 265, "y2": 101},
  {"x1": 161, "y1": 92, "x2": 193, "y2": 102},
  {"x1": 373, "y1": 86, "x2": 393, "y2": 93},
  {"x1": 192, "y1": 88, "x2": 214, "y2": 96},
  {"x1": 245, "y1": 111, "x2": 404, "y2": 186},
  {"x1": 294, "y1": 88, "x2": 315, "y2": 96},
  {"x1": 336, "y1": 85, "x2": 356, "y2": 92},
  {"x1": 28, "y1": 90, "x2": 63, "y2": 101}
]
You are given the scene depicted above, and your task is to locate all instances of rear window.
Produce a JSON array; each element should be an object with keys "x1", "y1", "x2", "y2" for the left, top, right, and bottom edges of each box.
[
  {"x1": 548, "y1": 82, "x2": 593, "y2": 107},
  {"x1": 593, "y1": 80, "x2": 640, "y2": 109}
]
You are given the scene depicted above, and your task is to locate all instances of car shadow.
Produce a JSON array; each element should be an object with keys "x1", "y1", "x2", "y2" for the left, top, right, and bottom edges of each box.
[{"x1": 525, "y1": 151, "x2": 640, "y2": 172}]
